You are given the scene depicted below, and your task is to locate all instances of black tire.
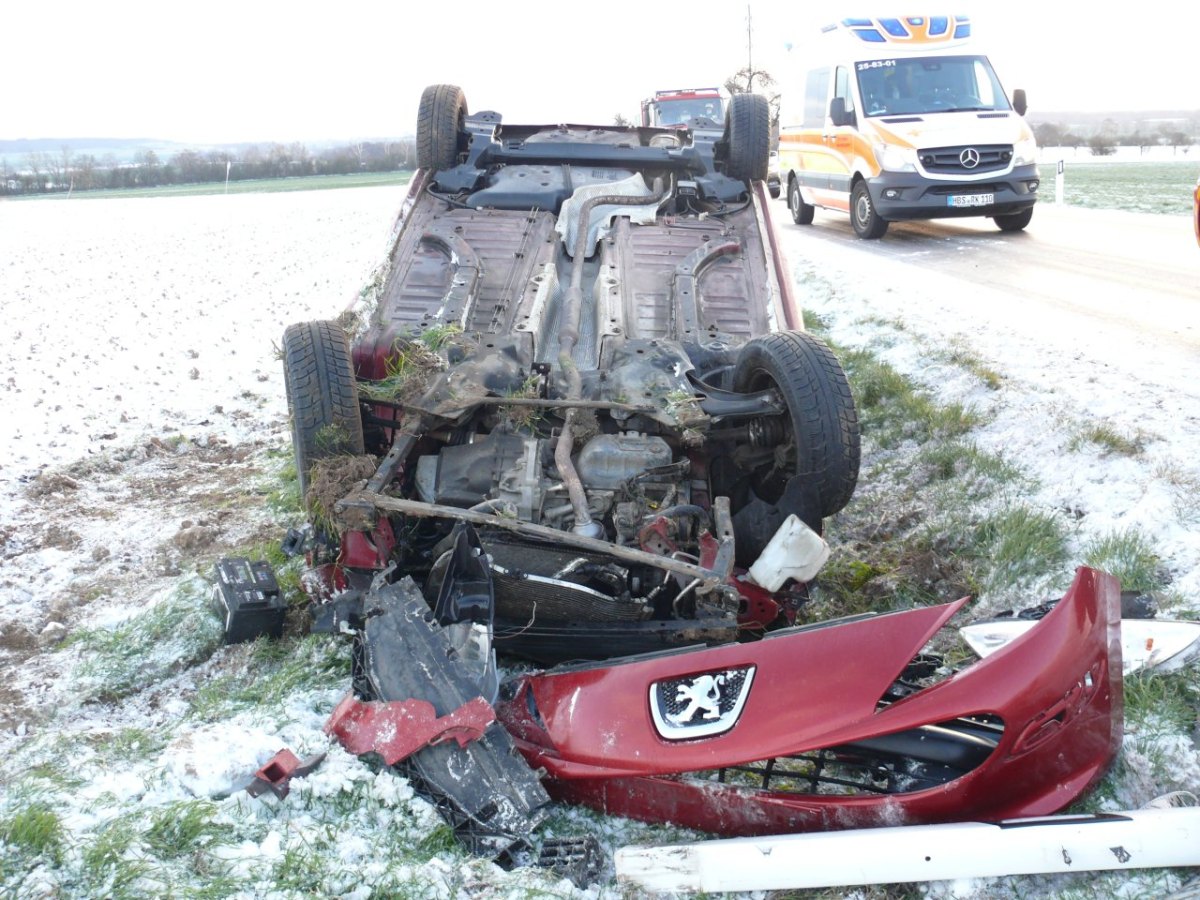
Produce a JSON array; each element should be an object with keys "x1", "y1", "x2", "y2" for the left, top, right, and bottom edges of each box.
[
  {"x1": 994, "y1": 207, "x2": 1033, "y2": 232},
  {"x1": 788, "y1": 176, "x2": 815, "y2": 225},
  {"x1": 768, "y1": 179, "x2": 781, "y2": 199},
  {"x1": 851, "y1": 180, "x2": 888, "y2": 239},
  {"x1": 724, "y1": 93, "x2": 770, "y2": 182},
  {"x1": 282, "y1": 320, "x2": 365, "y2": 501},
  {"x1": 417, "y1": 84, "x2": 468, "y2": 171},
  {"x1": 733, "y1": 331, "x2": 860, "y2": 518}
]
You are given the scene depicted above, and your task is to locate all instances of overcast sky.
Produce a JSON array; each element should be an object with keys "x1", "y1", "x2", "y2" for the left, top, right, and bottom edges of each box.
[{"x1": 3, "y1": 1, "x2": 1195, "y2": 145}]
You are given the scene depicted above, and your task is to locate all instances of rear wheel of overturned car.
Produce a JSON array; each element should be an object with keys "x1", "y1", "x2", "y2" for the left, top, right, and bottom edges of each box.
[
  {"x1": 994, "y1": 207, "x2": 1034, "y2": 232},
  {"x1": 788, "y1": 177, "x2": 815, "y2": 225},
  {"x1": 417, "y1": 83, "x2": 468, "y2": 171},
  {"x1": 724, "y1": 92, "x2": 771, "y2": 183},
  {"x1": 851, "y1": 181, "x2": 888, "y2": 239},
  {"x1": 282, "y1": 320, "x2": 365, "y2": 503},
  {"x1": 733, "y1": 331, "x2": 860, "y2": 519}
]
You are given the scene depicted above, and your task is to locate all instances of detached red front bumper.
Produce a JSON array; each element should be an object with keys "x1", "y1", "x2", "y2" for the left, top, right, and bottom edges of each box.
[{"x1": 497, "y1": 567, "x2": 1122, "y2": 835}]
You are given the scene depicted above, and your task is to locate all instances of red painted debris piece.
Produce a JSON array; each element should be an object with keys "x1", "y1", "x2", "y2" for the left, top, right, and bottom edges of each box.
[
  {"x1": 246, "y1": 748, "x2": 327, "y2": 799},
  {"x1": 324, "y1": 693, "x2": 495, "y2": 766}
]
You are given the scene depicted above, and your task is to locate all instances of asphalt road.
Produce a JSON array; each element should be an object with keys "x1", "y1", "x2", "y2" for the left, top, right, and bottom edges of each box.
[{"x1": 772, "y1": 199, "x2": 1200, "y2": 396}]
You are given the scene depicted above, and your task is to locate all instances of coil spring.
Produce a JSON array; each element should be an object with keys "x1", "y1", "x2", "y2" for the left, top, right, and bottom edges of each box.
[{"x1": 748, "y1": 417, "x2": 787, "y2": 448}]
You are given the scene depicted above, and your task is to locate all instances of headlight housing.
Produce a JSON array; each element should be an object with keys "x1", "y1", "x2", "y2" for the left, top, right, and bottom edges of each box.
[
  {"x1": 1012, "y1": 136, "x2": 1038, "y2": 167},
  {"x1": 874, "y1": 142, "x2": 918, "y2": 173}
]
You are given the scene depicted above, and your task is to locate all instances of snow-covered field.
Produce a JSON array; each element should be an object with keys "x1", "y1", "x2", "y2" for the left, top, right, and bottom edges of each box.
[{"x1": 1, "y1": 185, "x2": 1198, "y2": 898}]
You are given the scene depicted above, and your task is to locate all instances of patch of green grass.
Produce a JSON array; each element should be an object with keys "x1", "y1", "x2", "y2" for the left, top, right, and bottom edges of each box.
[
  {"x1": 313, "y1": 422, "x2": 356, "y2": 456},
  {"x1": 1081, "y1": 528, "x2": 1165, "y2": 594},
  {"x1": 1067, "y1": 421, "x2": 1147, "y2": 457},
  {"x1": 914, "y1": 441, "x2": 1027, "y2": 496},
  {"x1": 188, "y1": 633, "x2": 348, "y2": 721},
  {"x1": 1037, "y1": 159, "x2": 1197, "y2": 216},
  {"x1": 972, "y1": 504, "x2": 1070, "y2": 587},
  {"x1": 179, "y1": 873, "x2": 248, "y2": 899},
  {"x1": 357, "y1": 327, "x2": 461, "y2": 403},
  {"x1": 261, "y1": 451, "x2": 303, "y2": 518},
  {"x1": 271, "y1": 841, "x2": 331, "y2": 893},
  {"x1": 0, "y1": 802, "x2": 64, "y2": 864},
  {"x1": 1150, "y1": 459, "x2": 1200, "y2": 523},
  {"x1": 802, "y1": 310, "x2": 832, "y2": 333},
  {"x1": 498, "y1": 374, "x2": 546, "y2": 432},
  {"x1": 839, "y1": 348, "x2": 980, "y2": 447},
  {"x1": 143, "y1": 800, "x2": 225, "y2": 859},
  {"x1": 73, "y1": 577, "x2": 225, "y2": 702},
  {"x1": 415, "y1": 824, "x2": 460, "y2": 856},
  {"x1": 20, "y1": 760, "x2": 88, "y2": 791},
  {"x1": 81, "y1": 813, "x2": 149, "y2": 893},
  {"x1": 937, "y1": 339, "x2": 1004, "y2": 390},
  {"x1": 815, "y1": 499, "x2": 982, "y2": 616},
  {"x1": 418, "y1": 323, "x2": 465, "y2": 352},
  {"x1": 1122, "y1": 667, "x2": 1200, "y2": 734}
]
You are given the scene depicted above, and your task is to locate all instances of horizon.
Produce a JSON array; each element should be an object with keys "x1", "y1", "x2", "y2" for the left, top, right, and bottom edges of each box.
[
  {"x1": 2, "y1": 1, "x2": 1197, "y2": 145},
  {"x1": 4, "y1": 107, "x2": 1199, "y2": 152}
]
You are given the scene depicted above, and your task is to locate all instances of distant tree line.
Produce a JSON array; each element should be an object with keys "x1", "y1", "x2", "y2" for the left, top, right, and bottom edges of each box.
[
  {"x1": 1032, "y1": 119, "x2": 1198, "y2": 157},
  {"x1": 0, "y1": 139, "x2": 415, "y2": 196}
]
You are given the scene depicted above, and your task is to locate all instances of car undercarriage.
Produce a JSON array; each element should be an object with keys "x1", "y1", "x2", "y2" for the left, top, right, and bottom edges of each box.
[{"x1": 275, "y1": 83, "x2": 1122, "y2": 865}]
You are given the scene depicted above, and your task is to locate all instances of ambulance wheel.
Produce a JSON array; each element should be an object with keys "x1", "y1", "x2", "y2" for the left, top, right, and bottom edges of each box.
[
  {"x1": 994, "y1": 208, "x2": 1033, "y2": 232},
  {"x1": 788, "y1": 178, "x2": 815, "y2": 225},
  {"x1": 851, "y1": 181, "x2": 888, "y2": 239}
]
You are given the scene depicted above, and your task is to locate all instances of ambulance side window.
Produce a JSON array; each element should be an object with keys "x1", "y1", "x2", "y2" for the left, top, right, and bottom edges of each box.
[
  {"x1": 834, "y1": 66, "x2": 855, "y2": 115},
  {"x1": 803, "y1": 68, "x2": 830, "y2": 128}
]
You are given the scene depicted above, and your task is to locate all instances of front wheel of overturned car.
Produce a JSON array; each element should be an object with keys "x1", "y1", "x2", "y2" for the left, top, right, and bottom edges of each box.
[
  {"x1": 282, "y1": 320, "x2": 365, "y2": 504},
  {"x1": 723, "y1": 92, "x2": 771, "y2": 183},
  {"x1": 788, "y1": 177, "x2": 815, "y2": 225},
  {"x1": 994, "y1": 207, "x2": 1034, "y2": 233},
  {"x1": 417, "y1": 83, "x2": 468, "y2": 171},
  {"x1": 733, "y1": 331, "x2": 861, "y2": 519},
  {"x1": 851, "y1": 181, "x2": 888, "y2": 239}
]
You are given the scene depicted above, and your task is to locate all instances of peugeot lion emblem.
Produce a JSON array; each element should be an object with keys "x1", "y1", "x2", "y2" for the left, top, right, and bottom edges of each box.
[
  {"x1": 959, "y1": 147, "x2": 981, "y2": 169},
  {"x1": 650, "y1": 666, "x2": 755, "y2": 739}
]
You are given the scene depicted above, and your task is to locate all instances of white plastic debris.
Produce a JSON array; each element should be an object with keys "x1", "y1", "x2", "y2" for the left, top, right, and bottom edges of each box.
[
  {"x1": 615, "y1": 805, "x2": 1200, "y2": 893},
  {"x1": 961, "y1": 617, "x2": 1200, "y2": 675},
  {"x1": 746, "y1": 514, "x2": 829, "y2": 591}
]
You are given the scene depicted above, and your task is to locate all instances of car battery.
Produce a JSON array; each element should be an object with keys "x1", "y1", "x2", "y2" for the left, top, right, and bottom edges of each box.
[{"x1": 212, "y1": 557, "x2": 286, "y2": 643}]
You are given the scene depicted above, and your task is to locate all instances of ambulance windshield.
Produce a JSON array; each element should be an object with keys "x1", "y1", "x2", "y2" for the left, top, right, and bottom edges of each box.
[{"x1": 856, "y1": 55, "x2": 1010, "y2": 117}]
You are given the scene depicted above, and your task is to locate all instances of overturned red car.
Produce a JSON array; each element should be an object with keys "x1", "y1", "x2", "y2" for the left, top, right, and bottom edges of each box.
[{"x1": 278, "y1": 84, "x2": 1123, "y2": 861}]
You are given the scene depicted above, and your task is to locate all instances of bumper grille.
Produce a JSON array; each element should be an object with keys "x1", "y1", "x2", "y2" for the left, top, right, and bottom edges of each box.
[{"x1": 920, "y1": 144, "x2": 1013, "y2": 175}]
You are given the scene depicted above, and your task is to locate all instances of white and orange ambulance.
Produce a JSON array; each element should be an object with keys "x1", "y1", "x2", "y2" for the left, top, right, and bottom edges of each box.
[{"x1": 778, "y1": 15, "x2": 1039, "y2": 239}]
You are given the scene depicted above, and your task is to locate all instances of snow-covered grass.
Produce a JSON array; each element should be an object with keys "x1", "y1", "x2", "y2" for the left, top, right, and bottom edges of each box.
[
  {"x1": 780, "y1": 214, "x2": 1200, "y2": 897},
  {"x1": 2, "y1": 184, "x2": 1198, "y2": 898}
]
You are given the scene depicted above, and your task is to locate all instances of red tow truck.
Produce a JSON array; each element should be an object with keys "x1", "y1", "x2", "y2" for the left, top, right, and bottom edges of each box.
[{"x1": 640, "y1": 87, "x2": 725, "y2": 127}]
